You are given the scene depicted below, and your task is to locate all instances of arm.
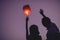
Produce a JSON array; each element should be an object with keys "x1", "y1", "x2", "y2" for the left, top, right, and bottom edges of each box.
[{"x1": 26, "y1": 16, "x2": 29, "y2": 40}]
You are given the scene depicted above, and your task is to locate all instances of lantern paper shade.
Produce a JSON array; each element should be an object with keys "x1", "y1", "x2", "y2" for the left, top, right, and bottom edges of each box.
[{"x1": 23, "y1": 5, "x2": 31, "y2": 16}]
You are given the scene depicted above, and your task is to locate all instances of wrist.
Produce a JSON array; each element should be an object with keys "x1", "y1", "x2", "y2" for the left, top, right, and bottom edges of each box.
[{"x1": 26, "y1": 16, "x2": 29, "y2": 22}]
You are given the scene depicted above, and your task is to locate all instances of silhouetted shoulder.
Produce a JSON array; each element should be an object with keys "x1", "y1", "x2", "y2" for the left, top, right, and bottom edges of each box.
[{"x1": 51, "y1": 23, "x2": 59, "y2": 32}]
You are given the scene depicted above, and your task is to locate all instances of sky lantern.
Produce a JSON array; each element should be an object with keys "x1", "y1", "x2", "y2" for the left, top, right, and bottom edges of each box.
[{"x1": 23, "y1": 5, "x2": 31, "y2": 16}]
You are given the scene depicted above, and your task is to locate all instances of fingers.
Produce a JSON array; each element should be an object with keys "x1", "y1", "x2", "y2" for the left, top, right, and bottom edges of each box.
[
  {"x1": 40, "y1": 9, "x2": 43, "y2": 13},
  {"x1": 40, "y1": 9, "x2": 43, "y2": 11},
  {"x1": 39, "y1": 9, "x2": 43, "y2": 15},
  {"x1": 39, "y1": 9, "x2": 43, "y2": 13}
]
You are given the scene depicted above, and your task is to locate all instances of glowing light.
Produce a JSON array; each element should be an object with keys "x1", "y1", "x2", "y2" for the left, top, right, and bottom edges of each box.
[
  {"x1": 24, "y1": 9, "x2": 31, "y2": 16},
  {"x1": 23, "y1": 5, "x2": 31, "y2": 16}
]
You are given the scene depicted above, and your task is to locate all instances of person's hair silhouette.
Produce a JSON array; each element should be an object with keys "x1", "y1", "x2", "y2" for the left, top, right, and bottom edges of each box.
[
  {"x1": 42, "y1": 17, "x2": 51, "y2": 28},
  {"x1": 30, "y1": 25, "x2": 39, "y2": 35},
  {"x1": 26, "y1": 17, "x2": 42, "y2": 40},
  {"x1": 28, "y1": 25, "x2": 42, "y2": 40},
  {"x1": 39, "y1": 9, "x2": 60, "y2": 40}
]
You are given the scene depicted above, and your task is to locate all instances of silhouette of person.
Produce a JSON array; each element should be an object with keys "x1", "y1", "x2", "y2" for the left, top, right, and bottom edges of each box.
[
  {"x1": 39, "y1": 9, "x2": 60, "y2": 40},
  {"x1": 26, "y1": 16, "x2": 42, "y2": 40}
]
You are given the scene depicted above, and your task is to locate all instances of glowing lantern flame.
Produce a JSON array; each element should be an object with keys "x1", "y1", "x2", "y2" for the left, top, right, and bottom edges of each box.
[{"x1": 23, "y1": 5, "x2": 31, "y2": 16}]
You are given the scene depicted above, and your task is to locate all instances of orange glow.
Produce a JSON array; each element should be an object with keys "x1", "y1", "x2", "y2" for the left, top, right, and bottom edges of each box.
[
  {"x1": 24, "y1": 9, "x2": 31, "y2": 16},
  {"x1": 23, "y1": 5, "x2": 31, "y2": 16}
]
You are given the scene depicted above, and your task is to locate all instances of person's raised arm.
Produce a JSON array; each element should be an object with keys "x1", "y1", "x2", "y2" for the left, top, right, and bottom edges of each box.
[
  {"x1": 26, "y1": 16, "x2": 29, "y2": 40},
  {"x1": 39, "y1": 9, "x2": 46, "y2": 18}
]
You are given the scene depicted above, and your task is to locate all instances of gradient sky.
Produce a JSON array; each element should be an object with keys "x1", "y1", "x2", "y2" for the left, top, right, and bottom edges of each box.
[{"x1": 1, "y1": 0, "x2": 60, "y2": 40}]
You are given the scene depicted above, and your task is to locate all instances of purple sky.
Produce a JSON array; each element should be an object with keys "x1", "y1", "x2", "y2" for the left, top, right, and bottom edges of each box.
[{"x1": 1, "y1": 0, "x2": 60, "y2": 40}]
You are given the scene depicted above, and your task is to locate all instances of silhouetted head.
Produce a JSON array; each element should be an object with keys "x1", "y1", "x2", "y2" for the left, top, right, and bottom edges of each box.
[
  {"x1": 42, "y1": 17, "x2": 51, "y2": 28},
  {"x1": 30, "y1": 25, "x2": 39, "y2": 35}
]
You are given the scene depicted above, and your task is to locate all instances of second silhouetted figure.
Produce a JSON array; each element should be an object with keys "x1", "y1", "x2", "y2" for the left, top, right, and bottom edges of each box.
[{"x1": 39, "y1": 9, "x2": 60, "y2": 40}]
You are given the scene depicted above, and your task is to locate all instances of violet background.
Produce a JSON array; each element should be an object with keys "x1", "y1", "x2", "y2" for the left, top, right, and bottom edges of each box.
[{"x1": 1, "y1": 0, "x2": 60, "y2": 40}]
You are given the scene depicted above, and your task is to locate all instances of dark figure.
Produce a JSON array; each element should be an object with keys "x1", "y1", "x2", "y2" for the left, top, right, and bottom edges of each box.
[
  {"x1": 39, "y1": 9, "x2": 60, "y2": 40},
  {"x1": 26, "y1": 17, "x2": 42, "y2": 40}
]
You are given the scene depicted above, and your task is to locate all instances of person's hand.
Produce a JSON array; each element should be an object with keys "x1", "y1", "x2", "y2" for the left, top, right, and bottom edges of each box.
[
  {"x1": 26, "y1": 16, "x2": 29, "y2": 22},
  {"x1": 39, "y1": 9, "x2": 46, "y2": 17},
  {"x1": 39, "y1": 9, "x2": 44, "y2": 15}
]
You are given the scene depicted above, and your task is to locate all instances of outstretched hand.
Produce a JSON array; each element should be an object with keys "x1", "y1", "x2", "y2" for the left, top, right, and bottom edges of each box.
[
  {"x1": 39, "y1": 9, "x2": 46, "y2": 17},
  {"x1": 39, "y1": 9, "x2": 44, "y2": 15}
]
